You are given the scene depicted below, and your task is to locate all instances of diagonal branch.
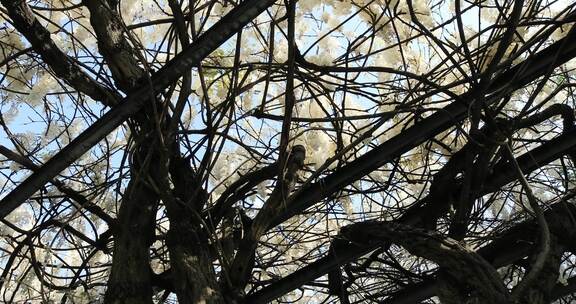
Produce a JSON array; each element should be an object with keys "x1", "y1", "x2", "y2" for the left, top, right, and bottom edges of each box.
[
  {"x1": 383, "y1": 190, "x2": 576, "y2": 304},
  {"x1": 245, "y1": 127, "x2": 576, "y2": 303},
  {"x1": 0, "y1": 0, "x2": 121, "y2": 107},
  {"x1": 267, "y1": 25, "x2": 576, "y2": 230},
  {"x1": 0, "y1": 145, "x2": 115, "y2": 225},
  {"x1": 0, "y1": 0, "x2": 278, "y2": 219},
  {"x1": 82, "y1": 0, "x2": 146, "y2": 91},
  {"x1": 339, "y1": 221, "x2": 511, "y2": 303}
]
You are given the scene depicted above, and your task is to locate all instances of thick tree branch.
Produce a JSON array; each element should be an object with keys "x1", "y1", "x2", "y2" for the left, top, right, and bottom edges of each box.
[
  {"x1": 245, "y1": 128, "x2": 576, "y2": 303},
  {"x1": 206, "y1": 162, "x2": 279, "y2": 226},
  {"x1": 267, "y1": 27, "x2": 576, "y2": 229},
  {"x1": 228, "y1": 146, "x2": 306, "y2": 296},
  {"x1": 0, "y1": 0, "x2": 279, "y2": 219},
  {"x1": 0, "y1": 145, "x2": 115, "y2": 225},
  {"x1": 383, "y1": 191, "x2": 576, "y2": 304},
  {"x1": 0, "y1": 0, "x2": 121, "y2": 107},
  {"x1": 82, "y1": 0, "x2": 146, "y2": 91},
  {"x1": 339, "y1": 221, "x2": 510, "y2": 303}
]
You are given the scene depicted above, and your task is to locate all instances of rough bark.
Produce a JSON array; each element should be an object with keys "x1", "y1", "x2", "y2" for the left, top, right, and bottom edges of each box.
[
  {"x1": 79, "y1": 1, "x2": 160, "y2": 302},
  {"x1": 0, "y1": 0, "x2": 278, "y2": 219},
  {"x1": 517, "y1": 235, "x2": 565, "y2": 304},
  {"x1": 82, "y1": 0, "x2": 146, "y2": 91},
  {"x1": 103, "y1": 169, "x2": 157, "y2": 304},
  {"x1": 380, "y1": 195, "x2": 576, "y2": 304},
  {"x1": 161, "y1": 156, "x2": 224, "y2": 304},
  {"x1": 0, "y1": 0, "x2": 120, "y2": 107},
  {"x1": 340, "y1": 222, "x2": 511, "y2": 304},
  {"x1": 227, "y1": 146, "x2": 306, "y2": 297},
  {"x1": 245, "y1": 128, "x2": 576, "y2": 303}
]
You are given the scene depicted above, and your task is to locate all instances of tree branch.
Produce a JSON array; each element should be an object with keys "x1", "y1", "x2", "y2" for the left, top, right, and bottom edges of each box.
[
  {"x1": 268, "y1": 27, "x2": 576, "y2": 229},
  {"x1": 245, "y1": 128, "x2": 576, "y2": 303},
  {"x1": 0, "y1": 0, "x2": 121, "y2": 107},
  {"x1": 0, "y1": 0, "x2": 279, "y2": 219}
]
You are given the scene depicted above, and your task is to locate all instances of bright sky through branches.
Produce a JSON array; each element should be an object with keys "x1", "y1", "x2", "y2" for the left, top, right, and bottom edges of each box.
[{"x1": 0, "y1": 0, "x2": 575, "y2": 303}]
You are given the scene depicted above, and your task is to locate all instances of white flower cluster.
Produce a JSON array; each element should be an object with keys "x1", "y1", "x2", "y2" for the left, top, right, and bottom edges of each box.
[{"x1": 24, "y1": 74, "x2": 58, "y2": 107}]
